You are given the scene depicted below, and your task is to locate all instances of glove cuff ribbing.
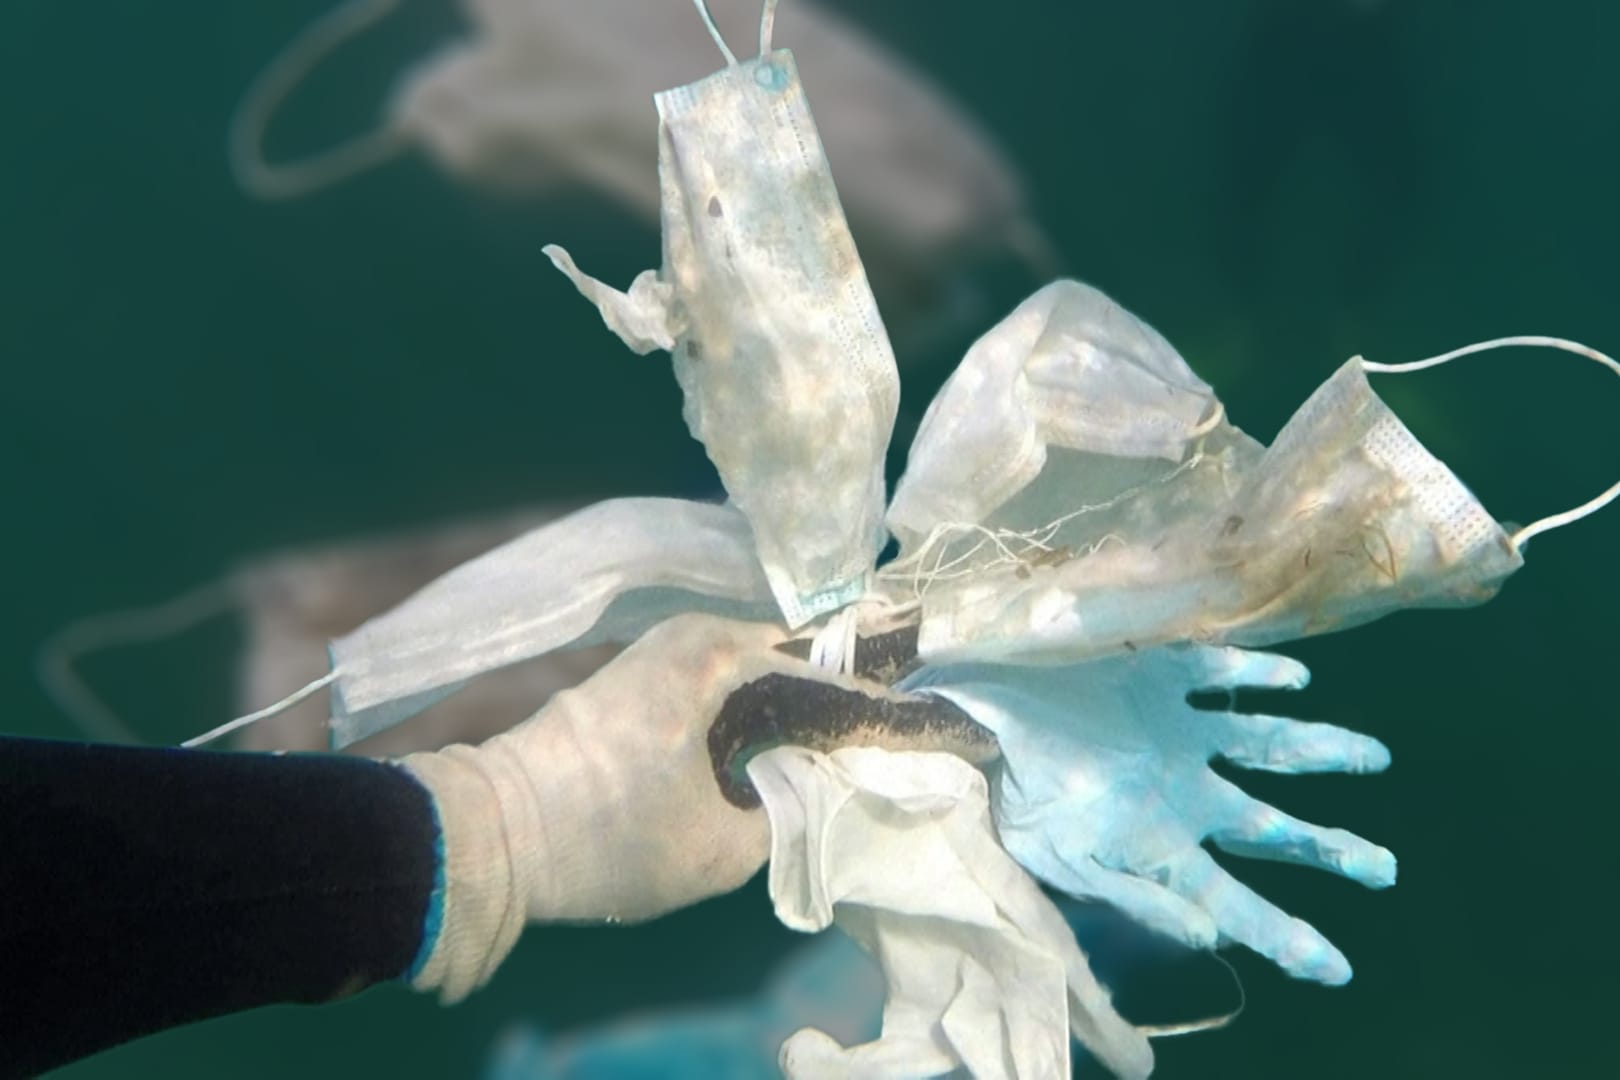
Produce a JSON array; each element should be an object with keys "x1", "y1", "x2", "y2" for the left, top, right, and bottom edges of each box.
[{"x1": 399, "y1": 744, "x2": 532, "y2": 1004}]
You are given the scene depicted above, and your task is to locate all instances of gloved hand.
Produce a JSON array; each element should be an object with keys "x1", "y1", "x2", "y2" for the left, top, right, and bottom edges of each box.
[{"x1": 399, "y1": 612, "x2": 995, "y2": 1004}]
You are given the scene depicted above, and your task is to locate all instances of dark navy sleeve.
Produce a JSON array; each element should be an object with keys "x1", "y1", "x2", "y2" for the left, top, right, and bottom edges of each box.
[{"x1": 0, "y1": 736, "x2": 440, "y2": 1078}]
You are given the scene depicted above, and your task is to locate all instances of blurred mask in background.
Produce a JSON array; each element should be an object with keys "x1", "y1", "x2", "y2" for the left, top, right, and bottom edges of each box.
[{"x1": 230, "y1": 0, "x2": 1059, "y2": 351}]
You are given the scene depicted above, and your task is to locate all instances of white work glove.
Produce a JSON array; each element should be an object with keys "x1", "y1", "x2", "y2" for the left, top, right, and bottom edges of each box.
[{"x1": 400, "y1": 613, "x2": 934, "y2": 1003}]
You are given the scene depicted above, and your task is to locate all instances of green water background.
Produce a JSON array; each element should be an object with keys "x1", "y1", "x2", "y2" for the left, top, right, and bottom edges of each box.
[{"x1": 3, "y1": 1, "x2": 1617, "y2": 1076}]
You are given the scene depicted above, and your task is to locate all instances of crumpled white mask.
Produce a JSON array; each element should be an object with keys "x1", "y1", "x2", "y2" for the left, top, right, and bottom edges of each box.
[
  {"x1": 884, "y1": 289, "x2": 1542, "y2": 667},
  {"x1": 326, "y1": 497, "x2": 777, "y2": 746},
  {"x1": 230, "y1": 505, "x2": 621, "y2": 756},
  {"x1": 887, "y1": 279, "x2": 1227, "y2": 550},
  {"x1": 747, "y1": 744, "x2": 1154, "y2": 1080}
]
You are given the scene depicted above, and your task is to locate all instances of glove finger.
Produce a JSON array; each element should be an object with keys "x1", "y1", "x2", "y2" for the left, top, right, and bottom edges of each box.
[
  {"x1": 1053, "y1": 852, "x2": 1220, "y2": 950},
  {"x1": 1181, "y1": 645, "x2": 1310, "y2": 693},
  {"x1": 1215, "y1": 712, "x2": 1391, "y2": 774},
  {"x1": 1160, "y1": 844, "x2": 1351, "y2": 985},
  {"x1": 1204, "y1": 778, "x2": 1396, "y2": 889}
]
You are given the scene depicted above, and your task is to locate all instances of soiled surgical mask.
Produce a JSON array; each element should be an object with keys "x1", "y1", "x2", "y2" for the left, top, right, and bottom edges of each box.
[
  {"x1": 886, "y1": 279, "x2": 1230, "y2": 551},
  {"x1": 885, "y1": 325, "x2": 1620, "y2": 667},
  {"x1": 543, "y1": 2, "x2": 900, "y2": 628}
]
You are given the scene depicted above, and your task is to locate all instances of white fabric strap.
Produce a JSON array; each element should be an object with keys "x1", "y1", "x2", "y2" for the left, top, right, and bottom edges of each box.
[
  {"x1": 807, "y1": 605, "x2": 860, "y2": 675},
  {"x1": 1361, "y1": 335, "x2": 1620, "y2": 549}
]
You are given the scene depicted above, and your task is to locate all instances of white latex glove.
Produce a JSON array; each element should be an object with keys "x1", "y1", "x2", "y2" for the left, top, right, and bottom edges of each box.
[{"x1": 400, "y1": 612, "x2": 992, "y2": 1004}]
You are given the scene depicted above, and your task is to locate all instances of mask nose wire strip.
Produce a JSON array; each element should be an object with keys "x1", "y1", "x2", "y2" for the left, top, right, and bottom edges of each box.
[
  {"x1": 228, "y1": 0, "x2": 410, "y2": 200},
  {"x1": 1361, "y1": 335, "x2": 1620, "y2": 550},
  {"x1": 690, "y1": 0, "x2": 740, "y2": 67},
  {"x1": 179, "y1": 670, "x2": 340, "y2": 750}
]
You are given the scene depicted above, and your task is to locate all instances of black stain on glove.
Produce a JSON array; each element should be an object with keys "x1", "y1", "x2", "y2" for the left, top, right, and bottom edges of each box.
[{"x1": 708, "y1": 671, "x2": 999, "y2": 809}]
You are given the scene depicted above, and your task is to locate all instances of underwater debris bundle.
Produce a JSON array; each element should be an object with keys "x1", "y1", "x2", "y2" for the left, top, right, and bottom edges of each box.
[{"x1": 161, "y1": 1, "x2": 1618, "y2": 1075}]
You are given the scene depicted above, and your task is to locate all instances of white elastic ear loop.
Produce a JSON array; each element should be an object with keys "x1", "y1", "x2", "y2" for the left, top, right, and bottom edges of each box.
[
  {"x1": 805, "y1": 593, "x2": 921, "y2": 677},
  {"x1": 229, "y1": 0, "x2": 410, "y2": 200},
  {"x1": 1362, "y1": 335, "x2": 1620, "y2": 550},
  {"x1": 37, "y1": 575, "x2": 340, "y2": 749},
  {"x1": 808, "y1": 606, "x2": 860, "y2": 676},
  {"x1": 759, "y1": 0, "x2": 781, "y2": 55},
  {"x1": 1188, "y1": 399, "x2": 1226, "y2": 440},
  {"x1": 690, "y1": 0, "x2": 740, "y2": 67},
  {"x1": 1139, "y1": 953, "x2": 1246, "y2": 1039},
  {"x1": 179, "y1": 670, "x2": 339, "y2": 749}
]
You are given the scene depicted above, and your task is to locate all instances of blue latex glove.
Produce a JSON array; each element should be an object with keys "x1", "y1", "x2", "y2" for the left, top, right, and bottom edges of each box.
[{"x1": 903, "y1": 645, "x2": 1395, "y2": 984}]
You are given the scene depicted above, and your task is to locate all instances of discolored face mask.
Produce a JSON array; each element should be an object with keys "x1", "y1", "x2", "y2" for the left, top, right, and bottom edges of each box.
[
  {"x1": 544, "y1": 0, "x2": 900, "y2": 628},
  {"x1": 886, "y1": 328, "x2": 1619, "y2": 667},
  {"x1": 886, "y1": 279, "x2": 1230, "y2": 551}
]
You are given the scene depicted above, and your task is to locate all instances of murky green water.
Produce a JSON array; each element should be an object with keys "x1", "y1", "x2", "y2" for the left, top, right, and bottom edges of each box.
[{"x1": 4, "y1": 2, "x2": 1616, "y2": 1076}]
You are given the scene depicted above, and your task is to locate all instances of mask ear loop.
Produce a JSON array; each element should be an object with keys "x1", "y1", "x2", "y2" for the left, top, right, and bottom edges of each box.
[
  {"x1": 759, "y1": 0, "x2": 781, "y2": 56},
  {"x1": 1361, "y1": 335, "x2": 1620, "y2": 551},
  {"x1": 180, "y1": 670, "x2": 339, "y2": 750},
  {"x1": 691, "y1": 0, "x2": 741, "y2": 67},
  {"x1": 36, "y1": 579, "x2": 340, "y2": 750},
  {"x1": 1139, "y1": 953, "x2": 1246, "y2": 1039},
  {"x1": 229, "y1": 0, "x2": 410, "y2": 200}
]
